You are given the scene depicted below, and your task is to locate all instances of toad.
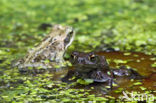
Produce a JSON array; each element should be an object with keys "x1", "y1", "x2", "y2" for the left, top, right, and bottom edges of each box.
[
  {"x1": 15, "y1": 25, "x2": 75, "y2": 72},
  {"x1": 62, "y1": 51, "x2": 142, "y2": 87}
]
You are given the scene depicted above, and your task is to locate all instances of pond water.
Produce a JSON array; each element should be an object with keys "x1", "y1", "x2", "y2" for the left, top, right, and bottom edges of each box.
[{"x1": 0, "y1": 50, "x2": 155, "y2": 102}]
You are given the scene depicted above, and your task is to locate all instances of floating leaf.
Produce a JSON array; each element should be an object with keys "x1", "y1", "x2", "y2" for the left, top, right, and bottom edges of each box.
[{"x1": 133, "y1": 82, "x2": 142, "y2": 85}]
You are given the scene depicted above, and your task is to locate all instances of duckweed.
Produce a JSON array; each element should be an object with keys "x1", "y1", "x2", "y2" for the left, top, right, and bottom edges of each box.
[{"x1": 0, "y1": 0, "x2": 156, "y2": 102}]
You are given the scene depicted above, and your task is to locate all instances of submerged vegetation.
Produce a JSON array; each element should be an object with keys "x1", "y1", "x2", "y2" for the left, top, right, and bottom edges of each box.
[{"x1": 0, "y1": 0, "x2": 155, "y2": 102}]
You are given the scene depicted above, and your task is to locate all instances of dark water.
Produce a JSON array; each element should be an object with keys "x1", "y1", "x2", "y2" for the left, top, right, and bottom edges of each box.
[{"x1": 52, "y1": 51, "x2": 156, "y2": 98}]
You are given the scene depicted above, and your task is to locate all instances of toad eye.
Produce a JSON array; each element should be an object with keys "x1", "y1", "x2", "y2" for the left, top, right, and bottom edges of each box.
[
  {"x1": 89, "y1": 55, "x2": 96, "y2": 61},
  {"x1": 64, "y1": 30, "x2": 73, "y2": 43}
]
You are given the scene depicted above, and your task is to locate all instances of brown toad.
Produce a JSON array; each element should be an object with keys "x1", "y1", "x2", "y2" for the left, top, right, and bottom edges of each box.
[{"x1": 15, "y1": 25, "x2": 75, "y2": 71}]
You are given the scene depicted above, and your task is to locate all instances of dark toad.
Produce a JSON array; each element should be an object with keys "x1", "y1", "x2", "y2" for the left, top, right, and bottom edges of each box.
[
  {"x1": 70, "y1": 51, "x2": 110, "y2": 73},
  {"x1": 62, "y1": 51, "x2": 113, "y2": 88}
]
